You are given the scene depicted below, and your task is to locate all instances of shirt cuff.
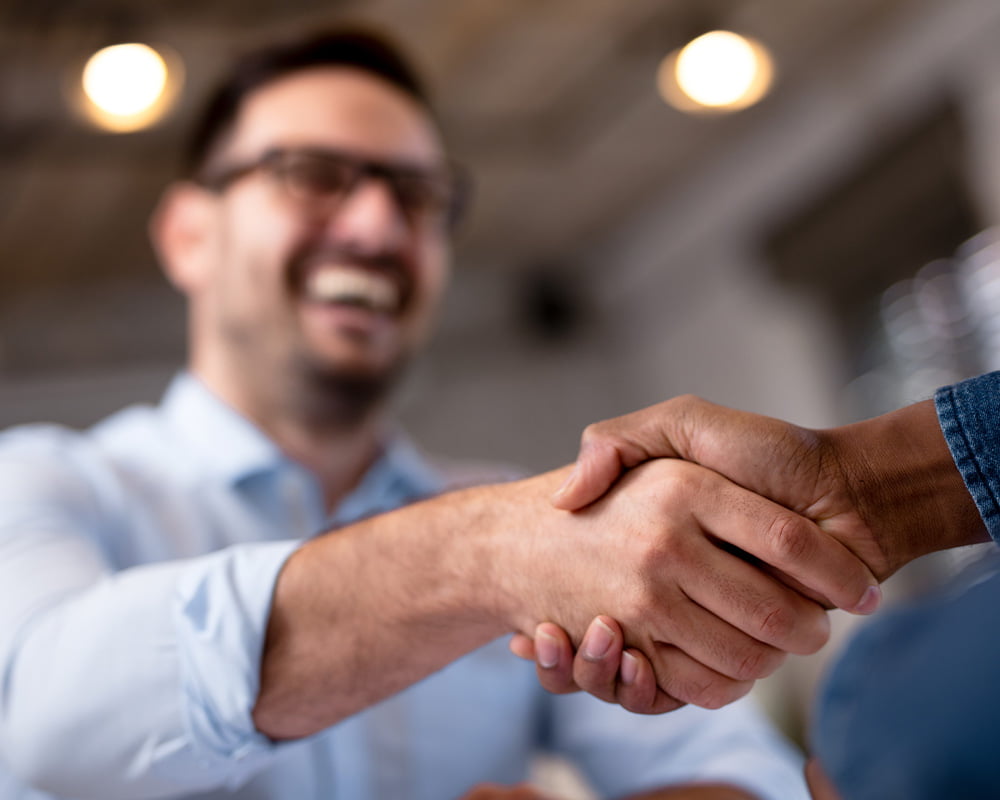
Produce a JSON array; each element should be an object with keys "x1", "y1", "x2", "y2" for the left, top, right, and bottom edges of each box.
[
  {"x1": 172, "y1": 539, "x2": 302, "y2": 785},
  {"x1": 935, "y1": 372, "x2": 1000, "y2": 543}
]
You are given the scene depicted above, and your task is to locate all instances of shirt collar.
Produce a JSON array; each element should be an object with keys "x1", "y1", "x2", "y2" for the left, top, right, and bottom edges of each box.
[
  {"x1": 158, "y1": 372, "x2": 446, "y2": 508},
  {"x1": 331, "y1": 431, "x2": 446, "y2": 527},
  {"x1": 160, "y1": 372, "x2": 288, "y2": 485}
]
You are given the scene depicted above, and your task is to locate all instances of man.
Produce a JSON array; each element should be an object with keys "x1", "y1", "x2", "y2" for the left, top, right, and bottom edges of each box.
[{"x1": 0, "y1": 28, "x2": 833, "y2": 800}]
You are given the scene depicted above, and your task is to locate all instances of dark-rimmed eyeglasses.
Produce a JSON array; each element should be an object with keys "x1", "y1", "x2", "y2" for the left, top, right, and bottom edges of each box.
[{"x1": 196, "y1": 147, "x2": 471, "y2": 230}]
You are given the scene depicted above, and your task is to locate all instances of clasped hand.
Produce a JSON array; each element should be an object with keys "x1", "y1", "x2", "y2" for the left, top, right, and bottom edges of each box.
[{"x1": 508, "y1": 394, "x2": 920, "y2": 714}]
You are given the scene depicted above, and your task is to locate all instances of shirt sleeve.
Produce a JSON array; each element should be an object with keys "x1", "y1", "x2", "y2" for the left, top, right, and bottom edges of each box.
[
  {"x1": 544, "y1": 691, "x2": 809, "y2": 800},
  {"x1": 935, "y1": 371, "x2": 1000, "y2": 542},
  {"x1": 0, "y1": 429, "x2": 301, "y2": 798}
]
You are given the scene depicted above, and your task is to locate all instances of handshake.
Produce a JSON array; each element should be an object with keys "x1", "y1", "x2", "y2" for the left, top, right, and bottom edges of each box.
[{"x1": 500, "y1": 392, "x2": 988, "y2": 714}]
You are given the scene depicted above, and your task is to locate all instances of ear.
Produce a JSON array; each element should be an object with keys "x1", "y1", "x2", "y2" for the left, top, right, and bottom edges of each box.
[{"x1": 149, "y1": 182, "x2": 219, "y2": 295}]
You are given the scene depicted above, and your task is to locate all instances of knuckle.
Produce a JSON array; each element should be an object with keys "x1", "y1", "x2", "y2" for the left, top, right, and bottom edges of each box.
[
  {"x1": 537, "y1": 665, "x2": 575, "y2": 695},
  {"x1": 673, "y1": 676, "x2": 713, "y2": 708},
  {"x1": 633, "y1": 538, "x2": 667, "y2": 575},
  {"x1": 648, "y1": 462, "x2": 700, "y2": 512},
  {"x1": 621, "y1": 693, "x2": 656, "y2": 715},
  {"x1": 676, "y1": 675, "x2": 743, "y2": 710},
  {"x1": 801, "y1": 610, "x2": 832, "y2": 654},
  {"x1": 620, "y1": 582, "x2": 666, "y2": 625},
  {"x1": 671, "y1": 393, "x2": 703, "y2": 411},
  {"x1": 573, "y1": 667, "x2": 617, "y2": 703},
  {"x1": 580, "y1": 421, "x2": 611, "y2": 448},
  {"x1": 763, "y1": 513, "x2": 812, "y2": 565},
  {"x1": 650, "y1": 694, "x2": 686, "y2": 715},
  {"x1": 733, "y1": 644, "x2": 783, "y2": 681},
  {"x1": 754, "y1": 597, "x2": 796, "y2": 644}
]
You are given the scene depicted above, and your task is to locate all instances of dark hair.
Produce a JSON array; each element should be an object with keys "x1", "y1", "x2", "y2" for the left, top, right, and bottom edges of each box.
[{"x1": 183, "y1": 27, "x2": 432, "y2": 179}]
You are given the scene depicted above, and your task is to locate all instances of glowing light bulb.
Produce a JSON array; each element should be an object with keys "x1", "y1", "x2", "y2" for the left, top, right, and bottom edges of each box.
[
  {"x1": 74, "y1": 43, "x2": 183, "y2": 132},
  {"x1": 659, "y1": 30, "x2": 774, "y2": 113},
  {"x1": 83, "y1": 44, "x2": 167, "y2": 117}
]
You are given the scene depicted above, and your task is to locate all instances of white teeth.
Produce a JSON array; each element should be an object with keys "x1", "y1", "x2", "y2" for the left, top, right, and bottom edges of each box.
[{"x1": 305, "y1": 267, "x2": 400, "y2": 312}]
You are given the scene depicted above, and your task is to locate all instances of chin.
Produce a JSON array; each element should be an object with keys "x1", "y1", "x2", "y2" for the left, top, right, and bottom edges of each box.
[
  {"x1": 292, "y1": 353, "x2": 407, "y2": 428},
  {"x1": 298, "y1": 348, "x2": 407, "y2": 388}
]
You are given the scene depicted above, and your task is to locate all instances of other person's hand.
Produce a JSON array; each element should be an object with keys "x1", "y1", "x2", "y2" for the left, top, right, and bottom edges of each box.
[
  {"x1": 552, "y1": 394, "x2": 985, "y2": 600},
  {"x1": 500, "y1": 458, "x2": 854, "y2": 712}
]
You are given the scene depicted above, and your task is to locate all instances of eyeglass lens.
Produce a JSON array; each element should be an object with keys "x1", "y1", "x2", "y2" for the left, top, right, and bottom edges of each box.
[{"x1": 272, "y1": 151, "x2": 460, "y2": 226}]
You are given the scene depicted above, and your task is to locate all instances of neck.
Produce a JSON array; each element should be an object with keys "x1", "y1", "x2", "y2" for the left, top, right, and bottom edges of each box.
[
  {"x1": 191, "y1": 354, "x2": 392, "y2": 509},
  {"x1": 266, "y1": 410, "x2": 386, "y2": 510}
]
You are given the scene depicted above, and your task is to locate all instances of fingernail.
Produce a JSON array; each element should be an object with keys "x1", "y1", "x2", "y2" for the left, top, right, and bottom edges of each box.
[
  {"x1": 552, "y1": 465, "x2": 579, "y2": 501},
  {"x1": 621, "y1": 651, "x2": 639, "y2": 685},
  {"x1": 582, "y1": 618, "x2": 615, "y2": 661},
  {"x1": 852, "y1": 584, "x2": 882, "y2": 615},
  {"x1": 536, "y1": 630, "x2": 560, "y2": 669}
]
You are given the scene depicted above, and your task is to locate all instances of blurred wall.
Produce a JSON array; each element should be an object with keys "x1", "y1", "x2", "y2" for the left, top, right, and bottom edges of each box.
[
  {"x1": 2, "y1": 0, "x2": 999, "y2": 464},
  {"x1": 400, "y1": 0, "x2": 1000, "y2": 473}
]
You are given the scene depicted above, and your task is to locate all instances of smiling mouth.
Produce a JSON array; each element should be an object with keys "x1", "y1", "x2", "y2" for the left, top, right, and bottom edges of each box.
[{"x1": 304, "y1": 266, "x2": 402, "y2": 314}]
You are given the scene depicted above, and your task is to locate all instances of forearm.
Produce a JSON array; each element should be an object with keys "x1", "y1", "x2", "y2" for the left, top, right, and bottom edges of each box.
[{"x1": 253, "y1": 477, "x2": 548, "y2": 739}]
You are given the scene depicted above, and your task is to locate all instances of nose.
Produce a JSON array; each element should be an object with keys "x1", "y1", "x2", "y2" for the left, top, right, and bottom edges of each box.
[{"x1": 325, "y1": 175, "x2": 409, "y2": 254}]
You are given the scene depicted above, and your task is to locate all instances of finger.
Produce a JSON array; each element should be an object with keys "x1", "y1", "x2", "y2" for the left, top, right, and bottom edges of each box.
[
  {"x1": 531, "y1": 618, "x2": 681, "y2": 715},
  {"x1": 628, "y1": 462, "x2": 831, "y2": 656},
  {"x1": 648, "y1": 576, "x2": 793, "y2": 678},
  {"x1": 677, "y1": 528, "x2": 830, "y2": 659},
  {"x1": 647, "y1": 642, "x2": 754, "y2": 710},
  {"x1": 616, "y1": 647, "x2": 673, "y2": 714},
  {"x1": 532, "y1": 622, "x2": 580, "y2": 695},
  {"x1": 552, "y1": 404, "x2": 684, "y2": 511},
  {"x1": 570, "y1": 615, "x2": 758, "y2": 711},
  {"x1": 690, "y1": 473, "x2": 877, "y2": 624},
  {"x1": 570, "y1": 627, "x2": 682, "y2": 715},
  {"x1": 508, "y1": 633, "x2": 535, "y2": 661},
  {"x1": 551, "y1": 442, "x2": 626, "y2": 511},
  {"x1": 571, "y1": 616, "x2": 625, "y2": 704}
]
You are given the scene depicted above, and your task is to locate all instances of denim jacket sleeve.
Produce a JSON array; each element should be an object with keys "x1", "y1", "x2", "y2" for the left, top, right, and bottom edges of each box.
[{"x1": 935, "y1": 371, "x2": 1000, "y2": 542}]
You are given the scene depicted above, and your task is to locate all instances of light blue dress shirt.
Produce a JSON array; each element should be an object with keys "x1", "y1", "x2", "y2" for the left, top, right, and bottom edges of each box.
[{"x1": 0, "y1": 373, "x2": 808, "y2": 800}]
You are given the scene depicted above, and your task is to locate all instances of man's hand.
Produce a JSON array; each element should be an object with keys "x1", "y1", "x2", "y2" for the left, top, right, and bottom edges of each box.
[{"x1": 496, "y1": 458, "x2": 858, "y2": 713}]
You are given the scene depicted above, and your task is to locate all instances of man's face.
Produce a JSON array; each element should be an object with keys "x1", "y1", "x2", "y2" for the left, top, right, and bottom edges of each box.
[{"x1": 192, "y1": 67, "x2": 452, "y2": 396}]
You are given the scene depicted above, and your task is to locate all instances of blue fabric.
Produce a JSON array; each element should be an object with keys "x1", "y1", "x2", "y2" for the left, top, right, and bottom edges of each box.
[
  {"x1": 0, "y1": 373, "x2": 807, "y2": 800},
  {"x1": 811, "y1": 554, "x2": 1000, "y2": 799},
  {"x1": 935, "y1": 371, "x2": 1000, "y2": 542}
]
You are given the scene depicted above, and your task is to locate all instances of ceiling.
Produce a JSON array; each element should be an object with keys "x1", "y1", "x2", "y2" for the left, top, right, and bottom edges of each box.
[{"x1": 0, "y1": 0, "x2": 932, "y2": 375}]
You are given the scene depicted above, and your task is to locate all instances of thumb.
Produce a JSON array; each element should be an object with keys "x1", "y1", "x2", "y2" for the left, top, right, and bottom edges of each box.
[{"x1": 551, "y1": 441, "x2": 624, "y2": 510}]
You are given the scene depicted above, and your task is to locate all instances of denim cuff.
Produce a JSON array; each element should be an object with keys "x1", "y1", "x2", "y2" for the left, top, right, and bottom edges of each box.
[{"x1": 935, "y1": 371, "x2": 1000, "y2": 543}]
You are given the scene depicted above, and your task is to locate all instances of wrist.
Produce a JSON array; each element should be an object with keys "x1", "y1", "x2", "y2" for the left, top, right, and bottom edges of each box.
[
  {"x1": 469, "y1": 467, "x2": 577, "y2": 636},
  {"x1": 822, "y1": 398, "x2": 988, "y2": 577}
]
